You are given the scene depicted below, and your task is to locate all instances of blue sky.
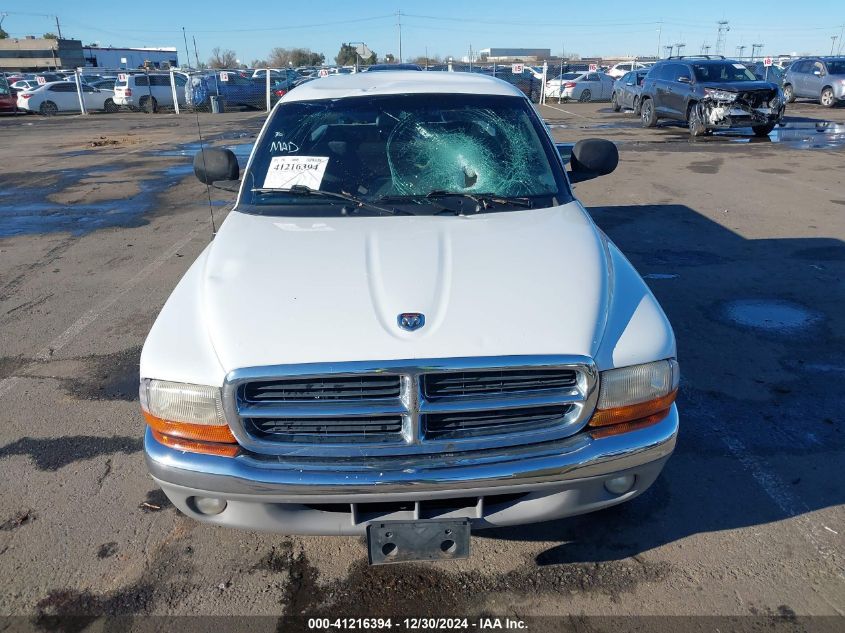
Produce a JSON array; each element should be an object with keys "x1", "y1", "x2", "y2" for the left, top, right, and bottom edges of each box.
[{"x1": 2, "y1": 1, "x2": 843, "y2": 63}]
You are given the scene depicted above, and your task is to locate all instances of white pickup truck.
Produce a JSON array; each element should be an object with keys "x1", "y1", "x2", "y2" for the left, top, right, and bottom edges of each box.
[{"x1": 141, "y1": 72, "x2": 679, "y2": 564}]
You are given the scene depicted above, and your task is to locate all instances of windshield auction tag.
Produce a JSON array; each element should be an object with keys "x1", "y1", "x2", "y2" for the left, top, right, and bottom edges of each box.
[{"x1": 262, "y1": 156, "x2": 329, "y2": 190}]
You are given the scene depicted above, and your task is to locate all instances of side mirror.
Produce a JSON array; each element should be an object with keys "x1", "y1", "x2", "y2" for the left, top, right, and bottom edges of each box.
[
  {"x1": 677, "y1": 75, "x2": 691, "y2": 83},
  {"x1": 813, "y1": 70, "x2": 822, "y2": 76},
  {"x1": 568, "y1": 138, "x2": 618, "y2": 183},
  {"x1": 193, "y1": 148, "x2": 239, "y2": 185}
]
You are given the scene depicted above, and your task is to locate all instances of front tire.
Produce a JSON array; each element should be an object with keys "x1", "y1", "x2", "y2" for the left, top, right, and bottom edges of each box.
[
  {"x1": 783, "y1": 84, "x2": 795, "y2": 103},
  {"x1": 640, "y1": 98, "x2": 657, "y2": 127},
  {"x1": 752, "y1": 122, "x2": 776, "y2": 137},
  {"x1": 39, "y1": 101, "x2": 58, "y2": 116},
  {"x1": 820, "y1": 87, "x2": 835, "y2": 108},
  {"x1": 688, "y1": 104, "x2": 706, "y2": 138},
  {"x1": 578, "y1": 89, "x2": 592, "y2": 103},
  {"x1": 611, "y1": 92, "x2": 621, "y2": 112},
  {"x1": 633, "y1": 96, "x2": 641, "y2": 115}
]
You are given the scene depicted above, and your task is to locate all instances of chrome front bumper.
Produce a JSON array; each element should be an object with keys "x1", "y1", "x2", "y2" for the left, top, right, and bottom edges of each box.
[{"x1": 145, "y1": 406, "x2": 678, "y2": 534}]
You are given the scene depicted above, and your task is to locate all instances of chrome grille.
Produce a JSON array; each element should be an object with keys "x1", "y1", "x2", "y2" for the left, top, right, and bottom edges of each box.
[
  {"x1": 424, "y1": 405, "x2": 573, "y2": 439},
  {"x1": 424, "y1": 368, "x2": 577, "y2": 399},
  {"x1": 224, "y1": 356, "x2": 598, "y2": 457},
  {"x1": 247, "y1": 415, "x2": 404, "y2": 443},
  {"x1": 241, "y1": 375, "x2": 400, "y2": 402}
]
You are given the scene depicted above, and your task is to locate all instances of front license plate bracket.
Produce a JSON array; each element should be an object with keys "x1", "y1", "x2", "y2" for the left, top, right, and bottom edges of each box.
[{"x1": 366, "y1": 519, "x2": 470, "y2": 565}]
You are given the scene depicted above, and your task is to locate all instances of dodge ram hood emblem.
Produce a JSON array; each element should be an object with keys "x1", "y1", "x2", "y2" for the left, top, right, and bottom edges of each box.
[{"x1": 397, "y1": 312, "x2": 425, "y2": 331}]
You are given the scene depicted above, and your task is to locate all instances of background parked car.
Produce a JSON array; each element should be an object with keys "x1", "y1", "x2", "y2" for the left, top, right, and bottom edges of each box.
[
  {"x1": 0, "y1": 75, "x2": 16, "y2": 113},
  {"x1": 185, "y1": 70, "x2": 266, "y2": 111},
  {"x1": 486, "y1": 68, "x2": 542, "y2": 102},
  {"x1": 783, "y1": 57, "x2": 845, "y2": 107},
  {"x1": 89, "y1": 78, "x2": 118, "y2": 90},
  {"x1": 612, "y1": 68, "x2": 650, "y2": 113},
  {"x1": 16, "y1": 81, "x2": 118, "y2": 115},
  {"x1": 10, "y1": 80, "x2": 40, "y2": 92},
  {"x1": 607, "y1": 61, "x2": 651, "y2": 79},
  {"x1": 113, "y1": 72, "x2": 188, "y2": 112},
  {"x1": 750, "y1": 62, "x2": 785, "y2": 88},
  {"x1": 545, "y1": 71, "x2": 614, "y2": 102},
  {"x1": 639, "y1": 58, "x2": 782, "y2": 137}
]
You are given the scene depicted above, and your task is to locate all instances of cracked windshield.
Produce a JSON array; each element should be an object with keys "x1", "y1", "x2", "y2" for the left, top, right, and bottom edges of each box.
[{"x1": 243, "y1": 93, "x2": 568, "y2": 212}]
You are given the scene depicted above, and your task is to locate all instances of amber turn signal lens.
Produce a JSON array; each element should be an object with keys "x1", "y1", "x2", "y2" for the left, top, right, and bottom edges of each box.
[
  {"x1": 143, "y1": 410, "x2": 237, "y2": 444},
  {"x1": 589, "y1": 409, "x2": 671, "y2": 439},
  {"x1": 589, "y1": 389, "x2": 677, "y2": 428},
  {"x1": 151, "y1": 429, "x2": 240, "y2": 458}
]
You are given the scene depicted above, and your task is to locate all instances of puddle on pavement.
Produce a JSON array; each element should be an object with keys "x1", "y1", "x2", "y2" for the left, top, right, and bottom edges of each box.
[
  {"x1": 723, "y1": 299, "x2": 822, "y2": 332},
  {"x1": 0, "y1": 140, "x2": 251, "y2": 237}
]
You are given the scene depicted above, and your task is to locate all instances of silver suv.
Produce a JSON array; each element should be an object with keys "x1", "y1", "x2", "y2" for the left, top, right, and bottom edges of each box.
[{"x1": 783, "y1": 57, "x2": 845, "y2": 107}]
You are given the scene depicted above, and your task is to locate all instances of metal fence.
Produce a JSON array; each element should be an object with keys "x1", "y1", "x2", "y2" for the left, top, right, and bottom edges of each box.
[{"x1": 10, "y1": 62, "x2": 628, "y2": 117}]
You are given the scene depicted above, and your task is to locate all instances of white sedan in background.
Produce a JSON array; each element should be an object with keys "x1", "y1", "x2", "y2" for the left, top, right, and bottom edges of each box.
[
  {"x1": 16, "y1": 81, "x2": 118, "y2": 115},
  {"x1": 544, "y1": 71, "x2": 615, "y2": 102},
  {"x1": 10, "y1": 80, "x2": 40, "y2": 92}
]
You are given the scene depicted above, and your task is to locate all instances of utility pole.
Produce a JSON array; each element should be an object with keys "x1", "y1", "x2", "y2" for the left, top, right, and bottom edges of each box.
[
  {"x1": 55, "y1": 15, "x2": 63, "y2": 39},
  {"x1": 736, "y1": 44, "x2": 746, "y2": 59},
  {"x1": 831, "y1": 35, "x2": 839, "y2": 56},
  {"x1": 657, "y1": 22, "x2": 662, "y2": 59},
  {"x1": 751, "y1": 43, "x2": 764, "y2": 61},
  {"x1": 397, "y1": 10, "x2": 402, "y2": 63},
  {"x1": 664, "y1": 45, "x2": 674, "y2": 58},
  {"x1": 675, "y1": 42, "x2": 686, "y2": 57},
  {"x1": 715, "y1": 20, "x2": 730, "y2": 56},
  {"x1": 701, "y1": 42, "x2": 711, "y2": 54}
]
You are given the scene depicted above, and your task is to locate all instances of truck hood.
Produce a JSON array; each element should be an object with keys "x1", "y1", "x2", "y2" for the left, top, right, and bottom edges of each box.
[{"x1": 201, "y1": 204, "x2": 609, "y2": 371}]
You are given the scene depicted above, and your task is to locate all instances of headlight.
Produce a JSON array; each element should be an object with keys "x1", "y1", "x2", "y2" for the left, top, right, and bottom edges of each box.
[
  {"x1": 589, "y1": 360, "x2": 679, "y2": 434},
  {"x1": 140, "y1": 379, "x2": 238, "y2": 453},
  {"x1": 704, "y1": 89, "x2": 737, "y2": 102},
  {"x1": 769, "y1": 97, "x2": 782, "y2": 109}
]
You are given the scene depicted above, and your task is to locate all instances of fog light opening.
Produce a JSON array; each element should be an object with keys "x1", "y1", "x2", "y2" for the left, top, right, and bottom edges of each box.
[
  {"x1": 382, "y1": 542, "x2": 398, "y2": 557},
  {"x1": 604, "y1": 474, "x2": 636, "y2": 495},
  {"x1": 192, "y1": 496, "x2": 228, "y2": 515}
]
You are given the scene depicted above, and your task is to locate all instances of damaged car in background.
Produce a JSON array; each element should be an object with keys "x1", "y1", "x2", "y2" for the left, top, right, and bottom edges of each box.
[{"x1": 640, "y1": 56, "x2": 784, "y2": 137}]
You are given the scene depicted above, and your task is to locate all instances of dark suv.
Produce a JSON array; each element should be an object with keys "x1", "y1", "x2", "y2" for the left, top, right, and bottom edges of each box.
[{"x1": 639, "y1": 56, "x2": 784, "y2": 137}]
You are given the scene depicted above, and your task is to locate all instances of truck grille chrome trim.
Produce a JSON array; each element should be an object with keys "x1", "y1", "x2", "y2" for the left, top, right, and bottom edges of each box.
[{"x1": 222, "y1": 355, "x2": 598, "y2": 457}]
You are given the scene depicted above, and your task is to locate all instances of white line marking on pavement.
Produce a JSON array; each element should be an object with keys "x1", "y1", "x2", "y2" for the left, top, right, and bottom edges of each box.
[
  {"x1": 542, "y1": 103, "x2": 592, "y2": 119},
  {"x1": 683, "y1": 387, "x2": 845, "y2": 594},
  {"x1": 0, "y1": 227, "x2": 204, "y2": 400}
]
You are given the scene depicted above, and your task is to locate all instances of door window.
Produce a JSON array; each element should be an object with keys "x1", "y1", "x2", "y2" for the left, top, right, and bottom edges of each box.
[{"x1": 49, "y1": 83, "x2": 75, "y2": 92}]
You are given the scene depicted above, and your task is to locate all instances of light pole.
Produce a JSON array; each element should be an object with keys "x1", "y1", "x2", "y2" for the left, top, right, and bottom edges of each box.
[{"x1": 831, "y1": 36, "x2": 839, "y2": 56}]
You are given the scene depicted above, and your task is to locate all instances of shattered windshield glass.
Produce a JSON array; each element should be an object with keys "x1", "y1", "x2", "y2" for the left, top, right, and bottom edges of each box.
[
  {"x1": 241, "y1": 93, "x2": 570, "y2": 214},
  {"x1": 692, "y1": 63, "x2": 757, "y2": 82}
]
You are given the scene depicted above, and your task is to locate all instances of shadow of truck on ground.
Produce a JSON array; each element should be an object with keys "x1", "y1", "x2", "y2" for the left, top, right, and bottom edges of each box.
[{"x1": 482, "y1": 203, "x2": 844, "y2": 565}]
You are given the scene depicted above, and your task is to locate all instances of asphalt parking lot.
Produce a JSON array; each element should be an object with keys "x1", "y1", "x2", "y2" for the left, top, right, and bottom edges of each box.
[{"x1": 0, "y1": 101, "x2": 843, "y2": 628}]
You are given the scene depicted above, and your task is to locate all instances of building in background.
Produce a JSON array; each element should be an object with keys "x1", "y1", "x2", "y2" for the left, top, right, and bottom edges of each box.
[
  {"x1": 478, "y1": 48, "x2": 552, "y2": 62},
  {"x1": 82, "y1": 46, "x2": 178, "y2": 69},
  {"x1": 0, "y1": 37, "x2": 84, "y2": 71}
]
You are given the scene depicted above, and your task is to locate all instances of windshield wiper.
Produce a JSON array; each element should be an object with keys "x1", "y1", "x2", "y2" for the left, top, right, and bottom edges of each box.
[
  {"x1": 378, "y1": 191, "x2": 533, "y2": 214},
  {"x1": 426, "y1": 190, "x2": 533, "y2": 211},
  {"x1": 251, "y1": 185, "x2": 404, "y2": 216}
]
